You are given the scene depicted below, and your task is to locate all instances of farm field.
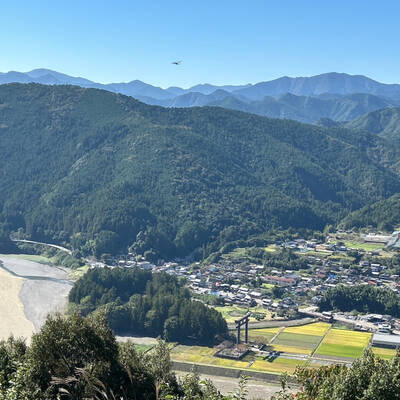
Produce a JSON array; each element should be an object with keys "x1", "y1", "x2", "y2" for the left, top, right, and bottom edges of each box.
[
  {"x1": 251, "y1": 357, "x2": 307, "y2": 374},
  {"x1": 248, "y1": 327, "x2": 280, "y2": 344},
  {"x1": 269, "y1": 322, "x2": 329, "y2": 355},
  {"x1": 343, "y1": 241, "x2": 384, "y2": 251},
  {"x1": 170, "y1": 322, "x2": 374, "y2": 375},
  {"x1": 213, "y1": 305, "x2": 270, "y2": 323},
  {"x1": 371, "y1": 346, "x2": 397, "y2": 360},
  {"x1": 171, "y1": 345, "x2": 249, "y2": 369},
  {"x1": 271, "y1": 332, "x2": 321, "y2": 355},
  {"x1": 315, "y1": 328, "x2": 372, "y2": 359}
]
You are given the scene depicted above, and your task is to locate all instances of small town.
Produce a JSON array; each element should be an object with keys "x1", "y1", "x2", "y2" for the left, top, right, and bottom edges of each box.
[{"x1": 87, "y1": 229, "x2": 398, "y2": 343}]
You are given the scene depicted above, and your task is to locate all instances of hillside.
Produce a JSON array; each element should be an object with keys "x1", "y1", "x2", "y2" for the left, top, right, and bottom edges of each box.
[
  {"x1": 345, "y1": 107, "x2": 400, "y2": 142},
  {"x1": 341, "y1": 193, "x2": 400, "y2": 231},
  {"x1": 1, "y1": 83, "x2": 400, "y2": 259}
]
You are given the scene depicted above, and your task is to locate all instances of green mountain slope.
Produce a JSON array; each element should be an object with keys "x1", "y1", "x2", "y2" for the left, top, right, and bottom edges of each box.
[
  {"x1": 341, "y1": 193, "x2": 400, "y2": 231},
  {"x1": 345, "y1": 107, "x2": 400, "y2": 142},
  {"x1": 1, "y1": 83, "x2": 400, "y2": 258}
]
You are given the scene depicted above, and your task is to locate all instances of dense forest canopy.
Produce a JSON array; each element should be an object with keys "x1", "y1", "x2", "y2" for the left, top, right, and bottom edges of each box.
[
  {"x1": 1, "y1": 83, "x2": 400, "y2": 259},
  {"x1": 69, "y1": 267, "x2": 227, "y2": 345},
  {"x1": 318, "y1": 285, "x2": 400, "y2": 317},
  {"x1": 341, "y1": 193, "x2": 400, "y2": 231}
]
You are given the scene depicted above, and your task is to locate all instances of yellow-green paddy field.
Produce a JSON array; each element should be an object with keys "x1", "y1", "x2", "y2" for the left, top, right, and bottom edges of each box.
[{"x1": 164, "y1": 321, "x2": 397, "y2": 375}]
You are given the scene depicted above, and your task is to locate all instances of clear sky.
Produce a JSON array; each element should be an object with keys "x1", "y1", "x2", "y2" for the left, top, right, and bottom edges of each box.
[{"x1": 1, "y1": 0, "x2": 399, "y2": 88}]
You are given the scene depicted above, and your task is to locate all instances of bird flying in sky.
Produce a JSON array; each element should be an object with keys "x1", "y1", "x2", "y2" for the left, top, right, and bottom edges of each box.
[{"x1": 172, "y1": 60, "x2": 182, "y2": 65}]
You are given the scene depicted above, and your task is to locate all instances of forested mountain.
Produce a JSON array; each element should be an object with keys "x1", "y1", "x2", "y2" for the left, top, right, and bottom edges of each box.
[
  {"x1": 341, "y1": 193, "x2": 400, "y2": 231},
  {"x1": 1, "y1": 70, "x2": 400, "y2": 125},
  {"x1": 344, "y1": 107, "x2": 400, "y2": 142},
  {"x1": 1, "y1": 83, "x2": 400, "y2": 259}
]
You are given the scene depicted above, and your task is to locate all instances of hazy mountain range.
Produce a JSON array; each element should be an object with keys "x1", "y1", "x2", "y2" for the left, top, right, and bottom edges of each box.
[{"x1": 1, "y1": 69, "x2": 400, "y2": 124}]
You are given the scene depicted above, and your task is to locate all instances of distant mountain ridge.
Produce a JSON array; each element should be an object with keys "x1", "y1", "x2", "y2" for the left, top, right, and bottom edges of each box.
[{"x1": 1, "y1": 69, "x2": 400, "y2": 123}]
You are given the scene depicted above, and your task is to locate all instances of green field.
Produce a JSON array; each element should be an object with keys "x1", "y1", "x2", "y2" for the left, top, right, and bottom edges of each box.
[
  {"x1": 284, "y1": 322, "x2": 330, "y2": 336},
  {"x1": 371, "y1": 346, "x2": 397, "y2": 360},
  {"x1": 170, "y1": 323, "x2": 375, "y2": 375},
  {"x1": 214, "y1": 305, "x2": 269, "y2": 323},
  {"x1": 133, "y1": 344, "x2": 154, "y2": 352},
  {"x1": 343, "y1": 241, "x2": 384, "y2": 251},
  {"x1": 248, "y1": 327, "x2": 280, "y2": 344},
  {"x1": 272, "y1": 332, "x2": 322, "y2": 355},
  {"x1": 315, "y1": 329, "x2": 371, "y2": 359},
  {"x1": 251, "y1": 357, "x2": 307, "y2": 374},
  {"x1": 69, "y1": 265, "x2": 90, "y2": 280},
  {"x1": 171, "y1": 345, "x2": 249, "y2": 369}
]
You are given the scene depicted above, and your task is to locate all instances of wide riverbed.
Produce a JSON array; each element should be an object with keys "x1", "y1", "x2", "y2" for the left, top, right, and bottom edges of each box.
[{"x1": 0, "y1": 255, "x2": 73, "y2": 341}]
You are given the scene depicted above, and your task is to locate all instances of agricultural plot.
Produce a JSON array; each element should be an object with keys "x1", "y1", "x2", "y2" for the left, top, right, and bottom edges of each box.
[
  {"x1": 284, "y1": 322, "x2": 330, "y2": 336},
  {"x1": 271, "y1": 332, "x2": 322, "y2": 355},
  {"x1": 371, "y1": 346, "x2": 397, "y2": 360},
  {"x1": 251, "y1": 357, "x2": 307, "y2": 374},
  {"x1": 248, "y1": 327, "x2": 280, "y2": 344},
  {"x1": 171, "y1": 345, "x2": 249, "y2": 369},
  {"x1": 214, "y1": 306, "x2": 268, "y2": 323},
  {"x1": 315, "y1": 328, "x2": 371, "y2": 359},
  {"x1": 268, "y1": 322, "x2": 329, "y2": 355},
  {"x1": 343, "y1": 241, "x2": 384, "y2": 252}
]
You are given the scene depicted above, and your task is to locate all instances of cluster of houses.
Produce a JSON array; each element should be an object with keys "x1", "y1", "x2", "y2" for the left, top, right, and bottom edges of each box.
[{"x1": 95, "y1": 232, "x2": 400, "y2": 325}]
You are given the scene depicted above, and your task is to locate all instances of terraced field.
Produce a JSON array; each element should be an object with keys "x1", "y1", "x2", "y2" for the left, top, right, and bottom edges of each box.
[{"x1": 315, "y1": 329, "x2": 372, "y2": 359}]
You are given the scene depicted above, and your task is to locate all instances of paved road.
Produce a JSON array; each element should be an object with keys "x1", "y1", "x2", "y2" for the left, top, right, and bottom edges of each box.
[
  {"x1": 301, "y1": 306, "x2": 378, "y2": 331},
  {"x1": 12, "y1": 239, "x2": 72, "y2": 255}
]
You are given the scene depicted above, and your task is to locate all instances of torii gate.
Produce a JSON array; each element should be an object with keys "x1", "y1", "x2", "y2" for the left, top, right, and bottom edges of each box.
[{"x1": 235, "y1": 312, "x2": 251, "y2": 344}]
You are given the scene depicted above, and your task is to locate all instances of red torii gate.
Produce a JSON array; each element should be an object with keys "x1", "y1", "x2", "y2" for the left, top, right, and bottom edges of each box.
[{"x1": 234, "y1": 312, "x2": 251, "y2": 344}]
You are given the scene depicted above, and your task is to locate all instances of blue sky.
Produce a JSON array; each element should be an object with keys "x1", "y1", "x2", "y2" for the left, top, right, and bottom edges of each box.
[{"x1": 1, "y1": 1, "x2": 399, "y2": 88}]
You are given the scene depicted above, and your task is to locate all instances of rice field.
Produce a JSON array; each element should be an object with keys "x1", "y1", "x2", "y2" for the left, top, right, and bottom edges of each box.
[
  {"x1": 171, "y1": 345, "x2": 249, "y2": 369},
  {"x1": 284, "y1": 322, "x2": 330, "y2": 336},
  {"x1": 272, "y1": 332, "x2": 321, "y2": 355},
  {"x1": 170, "y1": 323, "x2": 375, "y2": 375},
  {"x1": 248, "y1": 327, "x2": 280, "y2": 344},
  {"x1": 315, "y1": 328, "x2": 372, "y2": 359},
  {"x1": 371, "y1": 347, "x2": 397, "y2": 360},
  {"x1": 251, "y1": 357, "x2": 307, "y2": 374}
]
